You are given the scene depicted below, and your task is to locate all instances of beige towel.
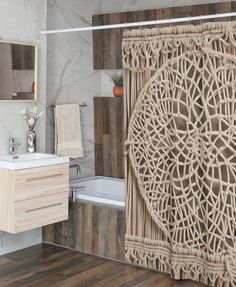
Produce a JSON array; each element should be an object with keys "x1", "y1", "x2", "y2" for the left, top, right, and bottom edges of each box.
[{"x1": 55, "y1": 104, "x2": 83, "y2": 158}]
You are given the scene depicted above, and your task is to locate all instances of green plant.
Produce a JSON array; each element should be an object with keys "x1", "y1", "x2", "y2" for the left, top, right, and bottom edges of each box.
[{"x1": 109, "y1": 72, "x2": 123, "y2": 87}]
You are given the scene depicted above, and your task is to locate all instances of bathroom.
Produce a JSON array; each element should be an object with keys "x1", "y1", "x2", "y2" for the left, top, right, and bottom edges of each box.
[{"x1": 0, "y1": 0, "x2": 235, "y2": 286}]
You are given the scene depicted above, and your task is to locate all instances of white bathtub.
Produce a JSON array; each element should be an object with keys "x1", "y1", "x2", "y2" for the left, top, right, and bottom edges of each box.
[{"x1": 70, "y1": 176, "x2": 125, "y2": 207}]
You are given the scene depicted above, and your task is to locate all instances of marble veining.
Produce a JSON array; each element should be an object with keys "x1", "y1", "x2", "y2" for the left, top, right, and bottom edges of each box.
[
  {"x1": 46, "y1": 0, "x2": 102, "y2": 178},
  {"x1": 0, "y1": 0, "x2": 47, "y2": 255}
]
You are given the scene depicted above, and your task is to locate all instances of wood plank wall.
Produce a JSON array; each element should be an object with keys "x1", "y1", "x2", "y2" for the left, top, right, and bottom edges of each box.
[
  {"x1": 94, "y1": 97, "x2": 124, "y2": 179},
  {"x1": 93, "y1": 1, "x2": 236, "y2": 69},
  {"x1": 43, "y1": 202, "x2": 125, "y2": 261}
]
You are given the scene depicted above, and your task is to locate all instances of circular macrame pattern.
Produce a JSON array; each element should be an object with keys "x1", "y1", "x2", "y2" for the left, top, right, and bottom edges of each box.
[{"x1": 127, "y1": 50, "x2": 236, "y2": 255}]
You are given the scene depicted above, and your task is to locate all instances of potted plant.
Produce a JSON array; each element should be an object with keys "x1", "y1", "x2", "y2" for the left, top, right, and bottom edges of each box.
[{"x1": 109, "y1": 72, "x2": 123, "y2": 97}]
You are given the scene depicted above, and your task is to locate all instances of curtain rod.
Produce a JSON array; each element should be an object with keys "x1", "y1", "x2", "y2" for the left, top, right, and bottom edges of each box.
[{"x1": 41, "y1": 12, "x2": 236, "y2": 35}]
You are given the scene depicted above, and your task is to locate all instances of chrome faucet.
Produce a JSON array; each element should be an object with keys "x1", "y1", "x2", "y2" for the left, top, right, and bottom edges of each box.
[
  {"x1": 69, "y1": 162, "x2": 81, "y2": 175},
  {"x1": 9, "y1": 138, "x2": 21, "y2": 155},
  {"x1": 70, "y1": 185, "x2": 85, "y2": 202}
]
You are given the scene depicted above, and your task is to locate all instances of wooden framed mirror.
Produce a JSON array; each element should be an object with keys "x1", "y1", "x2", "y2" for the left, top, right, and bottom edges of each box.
[{"x1": 0, "y1": 40, "x2": 37, "y2": 102}]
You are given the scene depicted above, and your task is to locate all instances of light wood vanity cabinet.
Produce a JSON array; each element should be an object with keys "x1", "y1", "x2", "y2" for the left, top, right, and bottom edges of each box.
[{"x1": 0, "y1": 163, "x2": 69, "y2": 234}]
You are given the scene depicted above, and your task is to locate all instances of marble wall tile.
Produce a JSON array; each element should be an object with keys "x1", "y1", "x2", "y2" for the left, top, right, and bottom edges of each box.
[
  {"x1": 46, "y1": 0, "x2": 102, "y2": 178},
  {"x1": 0, "y1": 0, "x2": 47, "y2": 255}
]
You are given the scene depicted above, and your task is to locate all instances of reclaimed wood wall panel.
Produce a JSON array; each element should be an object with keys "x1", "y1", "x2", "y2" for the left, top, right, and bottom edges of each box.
[
  {"x1": 43, "y1": 202, "x2": 125, "y2": 261},
  {"x1": 93, "y1": 2, "x2": 235, "y2": 69},
  {"x1": 94, "y1": 97, "x2": 124, "y2": 179}
]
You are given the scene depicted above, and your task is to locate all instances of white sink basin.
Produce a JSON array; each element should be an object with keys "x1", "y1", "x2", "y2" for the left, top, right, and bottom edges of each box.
[{"x1": 0, "y1": 153, "x2": 69, "y2": 170}]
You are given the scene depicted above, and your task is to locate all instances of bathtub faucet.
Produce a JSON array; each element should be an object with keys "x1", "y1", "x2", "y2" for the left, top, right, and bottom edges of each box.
[
  {"x1": 69, "y1": 162, "x2": 81, "y2": 175},
  {"x1": 70, "y1": 186, "x2": 78, "y2": 202},
  {"x1": 70, "y1": 185, "x2": 85, "y2": 202}
]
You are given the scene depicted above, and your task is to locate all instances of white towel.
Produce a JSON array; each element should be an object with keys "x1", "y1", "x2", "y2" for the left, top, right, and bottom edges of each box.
[{"x1": 55, "y1": 104, "x2": 83, "y2": 158}]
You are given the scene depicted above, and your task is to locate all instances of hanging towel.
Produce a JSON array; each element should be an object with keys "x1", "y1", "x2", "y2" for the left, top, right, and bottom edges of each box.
[{"x1": 55, "y1": 104, "x2": 83, "y2": 158}]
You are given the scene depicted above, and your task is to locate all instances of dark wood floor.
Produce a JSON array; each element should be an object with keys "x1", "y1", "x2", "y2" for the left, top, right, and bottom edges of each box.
[{"x1": 0, "y1": 244, "x2": 206, "y2": 287}]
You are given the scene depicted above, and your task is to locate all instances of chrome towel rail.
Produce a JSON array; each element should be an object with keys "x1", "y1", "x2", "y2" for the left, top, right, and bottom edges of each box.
[{"x1": 46, "y1": 103, "x2": 87, "y2": 109}]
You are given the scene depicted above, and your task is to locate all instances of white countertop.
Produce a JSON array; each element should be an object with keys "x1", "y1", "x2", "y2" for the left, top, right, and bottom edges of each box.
[{"x1": 0, "y1": 153, "x2": 69, "y2": 170}]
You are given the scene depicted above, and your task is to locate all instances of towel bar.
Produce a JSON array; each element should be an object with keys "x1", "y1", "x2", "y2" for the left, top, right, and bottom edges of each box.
[{"x1": 46, "y1": 103, "x2": 87, "y2": 109}]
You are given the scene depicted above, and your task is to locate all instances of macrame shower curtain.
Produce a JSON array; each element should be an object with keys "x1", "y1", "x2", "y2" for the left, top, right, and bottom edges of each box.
[{"x1": 123, "y1": 21, "x2": 236, "y2": 287}]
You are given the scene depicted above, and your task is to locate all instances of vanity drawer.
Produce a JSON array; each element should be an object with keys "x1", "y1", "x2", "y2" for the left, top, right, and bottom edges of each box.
[
  {"x1": 14, "y1": 164, "x2": 69, "y2": 201},
  {"x1": 13, "y1": 192, "x2": 68, "y2": 233}
]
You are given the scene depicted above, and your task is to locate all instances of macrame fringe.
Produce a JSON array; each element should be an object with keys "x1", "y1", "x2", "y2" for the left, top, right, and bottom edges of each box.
[
  {"x1": 126, "y1": 235, "x2": 236, "y2": 287},
  {"x1": 122, "y1": 20, "x2": 236, "y2": 72}
]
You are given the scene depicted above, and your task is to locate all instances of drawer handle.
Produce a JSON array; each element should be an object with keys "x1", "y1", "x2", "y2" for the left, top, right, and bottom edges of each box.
[
  {"x1": 26, "y1": 173, "x2": 64, "y2": 182},
  {"x1": 25, "y1": 202, "x2": 63, "y2": 213}
]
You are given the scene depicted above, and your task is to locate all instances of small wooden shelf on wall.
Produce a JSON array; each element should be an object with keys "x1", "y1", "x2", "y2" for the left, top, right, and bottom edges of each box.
[
  {"x1": 94, "y1": 97, "x2": 124, "y2": 179},
  {"x1": 92, "y1": 2, "x2": 236, "y2": 70}
]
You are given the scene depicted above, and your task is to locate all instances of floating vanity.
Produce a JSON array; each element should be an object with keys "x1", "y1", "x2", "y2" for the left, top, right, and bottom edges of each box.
[{"x1": 0, "y1": 153, "x2": 69, "y2": 234}]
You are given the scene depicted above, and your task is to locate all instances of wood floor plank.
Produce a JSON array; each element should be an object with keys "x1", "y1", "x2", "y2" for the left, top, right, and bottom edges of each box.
[
  {"x1": 170, "y1": 280, "x2": 205, "y2": 287},
  {"x1": 1, "y1": 250, "x2": 85, "y2": 287},
  {"x1": 0, "y1": 246, "x2": 75, "y2": 278},
  {"x1": 15, "y1": 256, "x2": 107, "y2": 287},
  {"x1": 0, "y1": 257, "x2": 14, "y2": 267},
  {"x1": 0, "y1": 244, "x2": 207, "y2": 287},
  {"x1": 50, "y1": 261, "x2": 120, "y2": 287},
  {"x1": 133, "y1": 272, "x2": 174, "y2": 287},
  {"x1": 119, "y1": 272, "x2": 160, "y2": 287},
  {"x1": 5, "y1": 243, "x2": 54, "y2": 260},
  {"x1": 89, "y1": 264, "x2": 149, "y2": 287}
]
